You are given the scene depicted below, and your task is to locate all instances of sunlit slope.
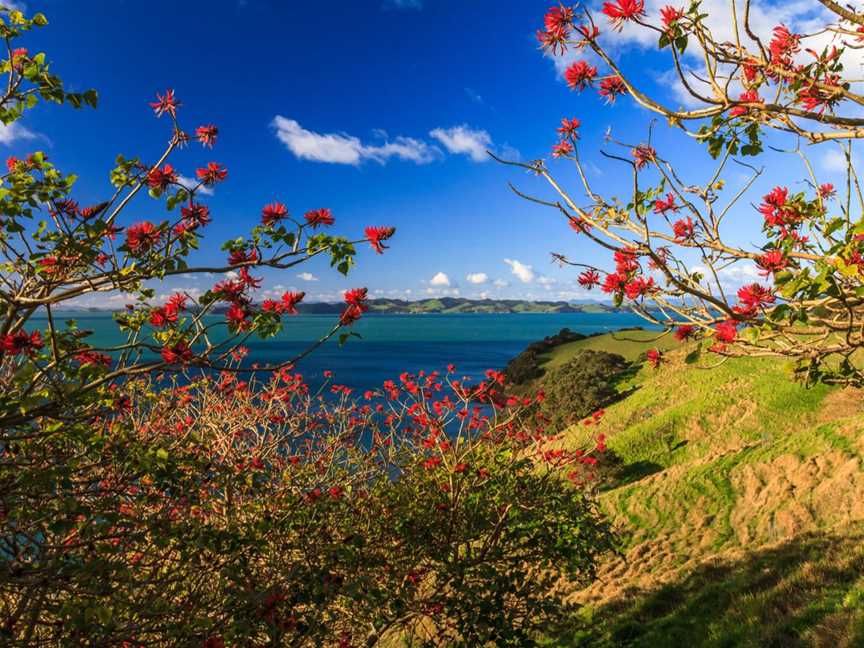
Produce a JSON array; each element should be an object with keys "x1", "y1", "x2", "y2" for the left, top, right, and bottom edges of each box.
[{"x1": 543, "y1": 340, "x2": 864, "y2": 647}]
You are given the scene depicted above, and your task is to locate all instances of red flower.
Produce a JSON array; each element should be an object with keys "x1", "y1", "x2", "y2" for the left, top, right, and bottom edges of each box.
[
  {"x1": 126, "y1": 221, "x2": 161, "y2": 253},
  {"x1": 262, "y1": 202, "x2": 288, "y2": 227},
  {"x1": 602, "y1": 0, "x2": 645, "y2": 29},
  {"x1": 714, "y1": 320, "x2": 738, "y2": 343},
  {"x1": 734, "y1": 283, "x2": 775, "y2": 317},
  {"x1": 161, "y1": 342, "x2": 193, "y2": 365},
  {"x1": 1, "y1": 329, "x2": 43, "y2": 356},
  {"x1": 757, "y1": 250, "x2": 787, "y2": 276},
  {"x1": 660, "y1": 5, "x2": 683, "y2": 29},
  {"x1": 632, "y1": 144, "x2": 656, "y2": 170},
  {"x1": 305, "y1": 208, "x2": 334, "y2": 227},
  {"x1": 646, "y1": 348, "x2": 662, "y2": 368},
  {"x1": 624, "y1": 276, "x2": 655, "y2": 300},
  {"x1": 598, "y1": 76, "x2": 627, "y2": 103},
  {"x1": 195, "y1": 162, "x2": 228, "y2": 186},
  {"x1": 653, "y1": 193, "x2": 678, "y2": 215},
  {"x1": 578, "y1": 269, "x2": 601, "y2": 288},
  {"x1": 10, "y1": 47, "x2": 27, "y2": 71},
  {"x1": 674, "y1": 324, "x2": 695, "y2": 341},
  {"x1": 570, "y1": 217, "x2": 591, "y2": 233},
  {"x1": 819, "y1": 183, "x2": 835, "y2": 199},
  {"x1": 74, "y1": 350, "x2": 112, "y2": 368},
  {"x1": 729, "y1": 90, "x2": 762, "y2": 118},
  {"x1": 195, "y1": 125, "x2": 218, "y2": 148},
  {"x1": 226, "y1": 303, "x2": 250, "y2": 331},
  {"x1": 614, "y1": 248, "x2": 640, "y2": 273},
  {"x1": 557, "y1": 117, "x2": 581, "y2": 139},
  {"x1": 237, "y1": 267, "x2": 262, "y2": 289},
  {"x1": 601, "y1": 272, "x2": 628, "y2": 294},
  {"x1": 341, "y1": 288, "x2": 369, "y2": 325},
  {"x1": 544, "y1": 4, "x2": 575, "y2": 34},
  {"x1": 564, "y1": 61, "x2": 597, "y2": 91},
  {"x1": 769, "y1": 25, "x2": 799, "y2": 68},
  {"x1": 365, "y1": 226, "x2": 396, "y2": 254},
  {"x1": 281, "y1": 291, "x2": 305, "y2": 315},
  {"x1": 228, "y1": 248, "x2": 258, "y2": 266},
  {"x1": 180, "y1": 203, "x2": 211, "y2": 228},
  {"x1": 150, "y1": 89, "x2": 180, "y2": 119},
  {"x1": 147, "y1": 164, "x2": 177, "y2": 191},
  {"x1": 552, "y1": 141, "x2": 574, "y2": 158},
  {"x1": 672, "y1": 217, "x2": 694, "y2": 241}
]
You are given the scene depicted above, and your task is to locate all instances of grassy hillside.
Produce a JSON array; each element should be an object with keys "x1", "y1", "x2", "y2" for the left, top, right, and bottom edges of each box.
[
  {"x1": 540, "y1": 328, "x2": 680, "y2": 368},
  {"x1": 538, "y1": 335, "x2": 864, "y2": 647}
]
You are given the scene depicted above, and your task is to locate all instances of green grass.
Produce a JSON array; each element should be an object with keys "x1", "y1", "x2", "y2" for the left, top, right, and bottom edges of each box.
[
  {"x1": 540, "y1": 329, "x2": 682, "y2": 368},
  {"x1": 542, "y1": 338, "x2": 864, "y2": 647}
]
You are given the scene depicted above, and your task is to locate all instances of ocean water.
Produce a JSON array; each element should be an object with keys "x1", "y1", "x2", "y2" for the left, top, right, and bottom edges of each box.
[{"x1": 39, "y1": 311, "x2": 652, "y2": 392}]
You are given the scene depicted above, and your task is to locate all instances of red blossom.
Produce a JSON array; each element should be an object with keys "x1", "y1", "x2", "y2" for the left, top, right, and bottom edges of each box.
[
  {"x1": 757, "y1": 250, "x2": 788, "y2": 276},
  {"x1": 557, "y1": 117, "x2": 581, "y2": 139},
  {"x1": 281, "y1": 291, "x2": 305, "y2": 315},
  {"x1": 660, "y1": 5, "x2": 684, "y2": 29},
  {"x1": 365, "y1": 226, "x2": 396, "y2": 254},
  {"x1": 180, "y1": 203, "x2": 211, "y2": 228},
  {"x1": 714, "y1": 320, "x2": 738, "y2": 343},
  {"x1": 149, "y1": 89, "x2": 180, "y2": 118},
  {"x1": 195, "y1": 162, "x2": 228, "y2": 186},
  {"x1": 126, "y1": 221, "x2": 161, "y2": 253},
  {"x1": 598, "y1": 76, "x2": 627, "y2": 103},
  {"x1": 160, "y1": 342, "x2": 193, "y2": 365},
  {"x1": 10, "y1": 47, "x2": 27, "y2": 71},
  {"x1": 601, "y1": 272, "x2": 628, "y2": 294},
  {"x1": 147, "y1": 164, "x2": 177, "y2": 191},
  {"x1": 646, "y1": 348, "x2": 662, "y2": 368},
  {"x1": 632, "y1": 144, "x2": 656, "y2": 170},
  {"x1": 653, "y1": 193, "x2": 678, "y2": 215},
  {"x1": 341, "y1": 288, "x2": 369, "y2": 325},
  {"x1": 819, "y1": 183, "x2": 835, "y2": 199},
  {"x1": 602, "y1": 0, "x2": 645, "y2": 29},
  {"x1": 672, "y1": 217, "x2": 694, "y2": 241},
  {"x1": 624, "y1": 276, "x2": 655, "y2": 300},
  {"x1": 1, "y1": 329, "x2": 43, "y2": 356},
  {"x1": 262, "y1": 202, "x2": 288, "y2": 227},
  {"x1": 564, "y1": 61, "x2": 597, "y2": 91},
  {"x1": 305, "y1": 208, "x2": 335, "y2": 228},
  {"x1": 226, "y1": 303, "x2": 250, "y2": 331},
  {"x1": 578, "y1": 269, "x2": 601, "y2": 288},
  {"x1": 552, "y1": 141, "x2": 574, "y2": 157},
  {"x1": 729, "y1": 89, "x2": 762, "y2": 117},
  {"x1": 769, "y1": 25, "x2": 800, "y2": 68},
  {"x1": 674, "y1": 324, "x2": 695, "y2": 341},
  {"x1": 734, "y1": 283, "x2": 775, "y2": 317},
  {"x1": 195, "y1": 125, "x2": 218, "y2": 148}
]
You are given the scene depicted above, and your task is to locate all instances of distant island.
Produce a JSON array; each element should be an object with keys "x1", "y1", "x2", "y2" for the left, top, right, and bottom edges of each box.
[{"x1": 67, "y1": 298, "x2": 623, "y2": 315}]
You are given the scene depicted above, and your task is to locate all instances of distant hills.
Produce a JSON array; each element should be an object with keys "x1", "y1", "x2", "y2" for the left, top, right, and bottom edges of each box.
[{"x1": 69, "y1": 298, "x2": 622, "y2": 315}]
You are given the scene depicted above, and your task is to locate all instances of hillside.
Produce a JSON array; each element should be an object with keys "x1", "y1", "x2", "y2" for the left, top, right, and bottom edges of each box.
[{"x1": 539, "y1": 336, "x2": 864, "y2": 647}]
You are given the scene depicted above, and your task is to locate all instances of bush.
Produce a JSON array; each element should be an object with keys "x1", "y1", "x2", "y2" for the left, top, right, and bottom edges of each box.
[
  {"x1": 504, "y1": 328, "x2": 587, "y2": 385},
  {"x1": 538, "y1": 350, "x2": 629, "y2": 432}
]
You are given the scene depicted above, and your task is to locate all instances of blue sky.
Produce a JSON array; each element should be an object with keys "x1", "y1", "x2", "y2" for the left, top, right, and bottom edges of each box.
[{"x1": 8, "y1": 0, "x2": 850, "y2": 305}]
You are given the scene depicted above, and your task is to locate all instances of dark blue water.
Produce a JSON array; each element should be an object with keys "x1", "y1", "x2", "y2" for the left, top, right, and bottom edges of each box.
[{"x1": 37, "y1": 312, "x2": 651, "y2": 392}]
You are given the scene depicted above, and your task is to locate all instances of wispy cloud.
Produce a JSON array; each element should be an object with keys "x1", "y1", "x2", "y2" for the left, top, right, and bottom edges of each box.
[
  {"x1": 503, "y1": 259, "x2": 535, "y2": 283},
  {"x1": 297, "y1": 272, "x2": 319, "y2": 282},
  {"x1": 0, "y1": 121, "x2": 36, "y2": 145},
  {"x1": 465, "y1": 272, "x2": 488, "y2": 285},
  {"x1": 272, "y1": 116, "x2": 438, "y2": 165},
  {"x1": 429, "y1": 125, "x2": 492, "y2": 162},
  {"x1": 176, "y1": 174, "x2": 214, "y2": 196}
]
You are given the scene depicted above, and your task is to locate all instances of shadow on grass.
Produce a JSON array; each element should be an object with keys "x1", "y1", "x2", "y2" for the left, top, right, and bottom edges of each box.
[{"x1": 549, "y1": 529, "x2": 864, "y2": 648}]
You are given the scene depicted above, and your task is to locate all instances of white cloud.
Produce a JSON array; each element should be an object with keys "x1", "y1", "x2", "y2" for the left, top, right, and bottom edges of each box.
[
  {"x1": 296, "y1": 272, "x2": 318, "y2": 282},
  {"x1": 176, "y1": 174, "x2": 214, "y2": 196},
  {"x1": 272, "y1": 116, "x2": 438, "y2": 165},
  {"x1": 537, "y1": 276, "x2": 557, "y2": 288},
  {"x1": 429, "y1": 125, "x2": 492, "y2": 162},
  {"x1": 465, "y1": 272, "x2": 488, "y2": 284},
  {"x1": 0, "y1": 121, "x2": 36, "y2": 145},
  {"x1": 426, "y1": 287, "x2": 460, "y2": 296},
  {"x1": 429, "y1": 271, "x2": 451, "y2": 287},
  {"x1": 493, "y1": 278, "x2": 509, "y2": 288},
  {"x1": 478, "y1": 291, "x2": 490, "y2": 299},
  {"x1": 503, "y1": 258, "x2": 535, "y2": 283}
]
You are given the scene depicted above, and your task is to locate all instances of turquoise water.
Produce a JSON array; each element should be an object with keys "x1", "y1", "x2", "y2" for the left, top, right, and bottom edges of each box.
[{"x1": 37, "y1": 311, "x2": 651, "y2": 392}]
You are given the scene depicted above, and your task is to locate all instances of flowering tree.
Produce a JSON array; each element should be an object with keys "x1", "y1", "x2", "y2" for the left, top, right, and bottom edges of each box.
[
  {"x1": 0, "y1": 6, "x2": 615, "y2": 645},
  {"x1": 518, "y1": 0, "x2": 864, "y2": 385}
]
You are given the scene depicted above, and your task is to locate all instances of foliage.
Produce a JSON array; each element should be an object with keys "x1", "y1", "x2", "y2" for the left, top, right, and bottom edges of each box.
[
  {"x1": 537, "y1": 350, "x2": 629, "y2": 433},
  {"x1": 516, "y1": 1, "x2": 864, "y2": 385},
  {"x1": 0, "y1": 7, "x2": 616, "y2": 645},
  {"x1": 504, "y1": 327, "x2": 587, "y2": 385}
]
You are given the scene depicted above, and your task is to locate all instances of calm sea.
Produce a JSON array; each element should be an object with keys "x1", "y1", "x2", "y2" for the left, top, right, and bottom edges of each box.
[{"x1": 39, "y1": 312, "x2": 650, "y2": 392}]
